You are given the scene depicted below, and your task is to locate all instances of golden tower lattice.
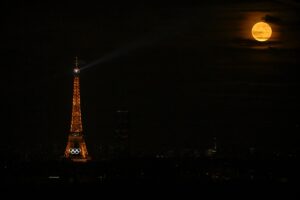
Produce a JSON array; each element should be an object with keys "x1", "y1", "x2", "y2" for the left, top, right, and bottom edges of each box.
[{"x1": 64, "y1": 57, "x2": 90, "y2": 162}]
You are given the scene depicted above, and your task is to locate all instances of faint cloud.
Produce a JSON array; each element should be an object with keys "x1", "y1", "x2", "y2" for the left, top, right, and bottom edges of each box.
[{"x1": 262, "y1": 14, "x2": 281, "y2": 25}]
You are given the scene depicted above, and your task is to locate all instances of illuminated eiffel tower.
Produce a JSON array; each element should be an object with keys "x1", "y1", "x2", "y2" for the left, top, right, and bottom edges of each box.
[{"x1": 64, "y1": 57, "x2": 90, "y2": 162}]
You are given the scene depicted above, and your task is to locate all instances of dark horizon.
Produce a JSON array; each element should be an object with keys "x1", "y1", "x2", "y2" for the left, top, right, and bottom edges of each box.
[{"x1": 3, "y1": 0, "x2": 300, "y2": 159}]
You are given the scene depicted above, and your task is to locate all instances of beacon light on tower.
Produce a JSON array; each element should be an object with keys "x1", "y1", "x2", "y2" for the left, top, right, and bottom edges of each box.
[{"x1": 74, "y1": 68, "x2": 80, "y2": 74}]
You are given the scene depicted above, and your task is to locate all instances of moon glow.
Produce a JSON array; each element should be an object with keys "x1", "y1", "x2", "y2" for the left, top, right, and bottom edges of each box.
[{"x1": 251, "y1": 22, "x2": 272, "y2": 42}]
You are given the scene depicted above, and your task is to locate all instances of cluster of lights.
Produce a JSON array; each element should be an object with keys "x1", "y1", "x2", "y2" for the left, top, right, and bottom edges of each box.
[
  {"x1": 72, "y1": 133, "x2": 80, "y2": 136},
  {"x1": 69, "y1": 148, "x2": 81, "y2": 155}
]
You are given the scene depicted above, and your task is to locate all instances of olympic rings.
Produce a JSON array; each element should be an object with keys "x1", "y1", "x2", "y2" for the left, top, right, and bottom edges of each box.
[{"x1": 69, "y1": 148, "x2": 81, "y2": 155}]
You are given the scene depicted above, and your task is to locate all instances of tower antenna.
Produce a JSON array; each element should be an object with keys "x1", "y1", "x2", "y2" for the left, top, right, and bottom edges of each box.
[{"x1": 75, "y1": 56, "x2": 79, "y2": 67}]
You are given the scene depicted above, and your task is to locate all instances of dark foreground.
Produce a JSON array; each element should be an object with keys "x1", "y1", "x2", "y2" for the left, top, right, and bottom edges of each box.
[{"x1": 1, "y1": 156, "x2": 298, "y2": 186}]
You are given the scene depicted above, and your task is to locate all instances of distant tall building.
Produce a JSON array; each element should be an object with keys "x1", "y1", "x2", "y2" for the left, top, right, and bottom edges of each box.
[
  {"x1": 205, "y1": 137, "x2": 217, "y2": 157},
  {"x1": 64, "y1": 57, "x2": 90, "y2": 162},
  {"x1": 114, "y1": 110, "x2": 130, "y2": 158}
]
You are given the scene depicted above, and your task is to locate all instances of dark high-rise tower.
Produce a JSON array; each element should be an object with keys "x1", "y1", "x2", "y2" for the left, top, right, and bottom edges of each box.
[
  {"x1": 64, "y1": 57, "x2": 90, "y2": 162},
  {"x1": 114, "y1": 110, "x2": 130, "y2": 158}
]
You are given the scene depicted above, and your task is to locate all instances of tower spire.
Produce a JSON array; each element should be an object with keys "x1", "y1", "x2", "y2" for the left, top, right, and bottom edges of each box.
[
  {"x1": 75, "y1": 56, "x2": 79, "y2": 68},
  {"x1": 73, "y1": 56, "x2": 80, "y2": 75}
]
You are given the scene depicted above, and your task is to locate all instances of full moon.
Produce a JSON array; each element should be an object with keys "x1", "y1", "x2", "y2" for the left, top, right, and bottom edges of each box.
[{"x1": 251, "y1": 22, "x2": 272, "y2": 42}]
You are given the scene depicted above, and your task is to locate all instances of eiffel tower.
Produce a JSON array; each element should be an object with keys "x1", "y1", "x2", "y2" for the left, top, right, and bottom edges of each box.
[{"x1": 64, "y1": 57, "x2": 90, "y2": 162}]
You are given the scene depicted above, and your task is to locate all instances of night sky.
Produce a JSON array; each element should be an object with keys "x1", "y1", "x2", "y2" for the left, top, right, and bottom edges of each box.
[{"x1": 3, "y1": 0, "x2": 300, "y2": 156}]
